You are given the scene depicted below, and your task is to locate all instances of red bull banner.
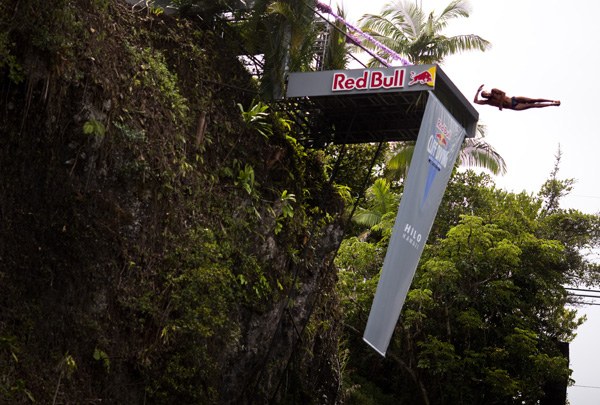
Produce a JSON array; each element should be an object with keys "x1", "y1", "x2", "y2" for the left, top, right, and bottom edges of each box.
[
  {"x1": 363, "y1": 93, "x2": 466, "y2": 356},
  {"x1": 286, "y1": 65, "x2": 436, "y2": 98}
]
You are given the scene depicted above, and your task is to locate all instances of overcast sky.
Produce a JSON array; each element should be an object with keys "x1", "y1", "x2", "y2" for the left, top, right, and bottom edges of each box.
[{"x1": 324, "y1": 0, "x2": 600, "y2": 402}]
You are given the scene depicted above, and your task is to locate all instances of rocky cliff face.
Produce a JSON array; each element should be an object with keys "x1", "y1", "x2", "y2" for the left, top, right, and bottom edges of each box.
[{"x1": 0, "y1": 1, "x2": 344, "y2": 403}]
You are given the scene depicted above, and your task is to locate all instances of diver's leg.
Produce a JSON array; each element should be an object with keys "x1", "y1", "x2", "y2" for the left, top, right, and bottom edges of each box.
[
  {"x1": 514, "y1": 101, "x2": 560, "y2": 110},
  {"x1": 514, "y1": 96, "x2": 558, "y2": 104}
]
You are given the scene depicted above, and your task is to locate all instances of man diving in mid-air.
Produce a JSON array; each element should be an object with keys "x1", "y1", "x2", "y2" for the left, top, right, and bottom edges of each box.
[{"x1": 474, "y1": 84, "x2": 560, "y2": 111}]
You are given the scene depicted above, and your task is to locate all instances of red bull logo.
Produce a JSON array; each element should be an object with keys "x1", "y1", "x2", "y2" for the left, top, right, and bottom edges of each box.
[
  {"x1": 408, "y1": 67, "x2": 436, "y2": 87},
  {"x1": 427, "y1": 118, "x2": 451, "y2": 169},
  {"x1": 332, "y1": 69, "x2": 405, "y2": 91},
  {"x1": 435, "y1": 132, "x2": 447, "y2": 148},
  {"x1": 435, "y1": 119, "x2": 451, "y2": 149}
]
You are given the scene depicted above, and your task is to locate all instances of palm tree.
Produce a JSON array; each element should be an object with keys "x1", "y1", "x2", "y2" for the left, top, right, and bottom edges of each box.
[
  {"x1": 321, "y1": 6, "x2": 351, "y2": 70},
  {"x1": 358, "y1": 0, "x2": 491, "y2": 66},
  {"x1": 245, "y1": 0, "x2": 320, "y2": 99},
  {"x1": 357, "y1": 1, "x2": 503, "y2": 178},
  {"x1": 386, "y1": 125, "x2": 507, "y2": 180},
  {"x1": 352, "y1": 178, "x2": 399, "y2": 228},
  {"x1": 457, "y1": 126, "x2": 507, "y2": 175}
]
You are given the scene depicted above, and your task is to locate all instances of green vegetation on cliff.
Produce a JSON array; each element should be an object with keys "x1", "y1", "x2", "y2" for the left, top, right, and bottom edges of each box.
[
  {"x1": 0, "y1": 1, "x2": 344, "y2": 403},
  {"x1": 2, "y1": 1, "x2": 600, "y2": 404}
]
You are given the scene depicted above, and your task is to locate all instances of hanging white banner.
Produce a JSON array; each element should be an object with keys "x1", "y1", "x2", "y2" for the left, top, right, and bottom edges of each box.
[{"x1": 363, "y1": 92, "x2": 467, "y2": 356}]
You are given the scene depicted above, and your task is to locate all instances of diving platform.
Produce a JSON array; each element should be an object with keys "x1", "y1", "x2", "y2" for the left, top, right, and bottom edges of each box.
[{"x1": 280, "y1": 64, "x2": 478, "y2": 146}]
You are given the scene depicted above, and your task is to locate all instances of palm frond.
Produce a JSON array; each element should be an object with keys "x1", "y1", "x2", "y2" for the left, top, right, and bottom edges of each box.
[
  {"x1": 459, "y1": 138, "x2": 507, "y2": 175},
  {"x1": 324, "y1": 7, "x2": 351, "y2": 70},
  {"x1": 352, "y1": 178, "x2": 400, "y2": 228},
  {"x1": 358, "y1": 0, "x2": 489, "y2": 65},
  {"x1": 444, "y1": 34, "x2": 492, "y2": 53},
  {"x1": 368, "y1": 178, "x2": 399, "y2": 214},
  {"x1": 267, "y1": 1, "x2": 292, "y2": 20},
  {"x1": 437, "y1": 0, "x2": 471, "y2": 22},
  {"x1": 385, "y1": 142, "x2": 415, "y2": 180},
  {"x1": 383, "y1": 0, "x2": 423, "y2": 40},
  {"x1": 352, "y1": 210, "x2": 383, "y2": 228},
  {"x1": 387, "y1": 144, "x2": 415, "y2": 170}
]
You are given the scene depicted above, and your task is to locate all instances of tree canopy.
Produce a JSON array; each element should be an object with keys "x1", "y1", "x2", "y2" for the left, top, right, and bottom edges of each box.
[
  {"x1": 337, "y1": 168, "x2": 600, "y2": 404},
  {"x1": 358, "y1": 0, "x2": 491, "y2": 66}
]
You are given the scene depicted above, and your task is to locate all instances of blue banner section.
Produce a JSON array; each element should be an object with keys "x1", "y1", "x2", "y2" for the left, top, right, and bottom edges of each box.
[{"x1": 363, "y1": 93, "x2": 467, "y2": 356}]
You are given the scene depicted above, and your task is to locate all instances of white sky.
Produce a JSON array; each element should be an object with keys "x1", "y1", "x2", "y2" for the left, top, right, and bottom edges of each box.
[{"x1": 327, "y1": 0, "x2": 600, "y2": 402}]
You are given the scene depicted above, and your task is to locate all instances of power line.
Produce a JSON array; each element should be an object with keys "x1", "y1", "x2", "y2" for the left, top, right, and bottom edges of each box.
[
  {"x1": 568, "y1": 300, "x2": 600, "y2": 306},
  {"x1": 569, "y1": 293, "x2": 600, "y2": 299},
  {"x1": 566, "y1": 287, "x2": 600, "y2": 302},
  {"x1": 565, "y1": 194, "x2": 600, "y2": 199},
  {"x1": 572, "y1": 384, "x2": 600, "y2": 389},
  {"x1": 569, "y1": 294, "x2": 600, "y2": 302},
  {"x1": 566, "y1": 288, "x2": 600, "y2": 305},
  {"x1": 566, "y1": 287, "x2": 600, "y2": 294}
]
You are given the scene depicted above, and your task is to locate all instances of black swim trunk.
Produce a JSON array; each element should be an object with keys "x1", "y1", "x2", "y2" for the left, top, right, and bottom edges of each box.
[{"x1": 511, "y1": 96, "x2": 518, "y2": 109}]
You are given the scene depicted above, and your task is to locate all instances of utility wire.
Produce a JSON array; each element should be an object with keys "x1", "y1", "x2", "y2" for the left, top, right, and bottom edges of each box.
[
  {"x1": 566, "y1": 287, "x2": 600, "y2": 294},
  {"x1": 569, "y1": 294, "x2": 600, "y2": 299},
  {"x1": 564, "y1": 287, "x2": 600, "y2": 304},
  {"x1": 566, "y1": 194, "x2": 600, "y2": 199}
]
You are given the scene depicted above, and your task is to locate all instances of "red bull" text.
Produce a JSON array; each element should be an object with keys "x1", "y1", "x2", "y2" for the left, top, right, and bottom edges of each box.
[
  {"x1": 332, "y1": 69, "x2": 405, "y2": 92},
  {"x1": 436, "y1": 119, "x2": 451, "y2": 140}
]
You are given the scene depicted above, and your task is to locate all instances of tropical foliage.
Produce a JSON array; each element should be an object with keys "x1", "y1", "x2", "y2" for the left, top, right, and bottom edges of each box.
[
  {"x1": 338, "y1": 167, "x2": 600, "y2": 404},
  {"x1": 355, "y1": 0, "x2": 501, "y2": 177},
  {"x1": 352, "y1": 178, "x2": 399, "y2": 228},
  {"x1": 320, "y1": 6, "x2": 352, "y2": 70},
  {"x1": 358, "y1": 0, "x2": 491, "y2": 66},
  {"x1": 4, "y1": 1, "x2": 597, "y2": 404},
  {"x1": 385, "y1": 129, "x2": 507, "y2": 181},
  {"x1": 241, "y1": 0, "x2": 320, "y2": 98}
]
